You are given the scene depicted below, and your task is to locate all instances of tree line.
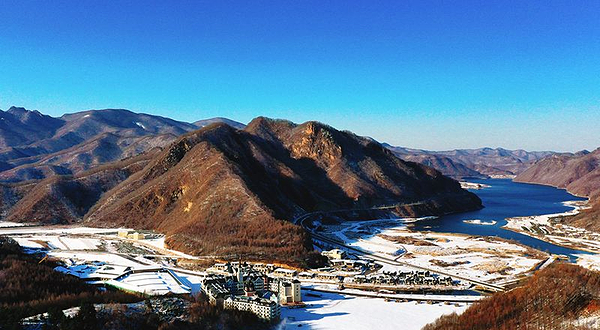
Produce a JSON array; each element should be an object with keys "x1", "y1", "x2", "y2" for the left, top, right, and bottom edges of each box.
[{"x1": 423, "y1": 263, "x2": 600, "y2": 330}]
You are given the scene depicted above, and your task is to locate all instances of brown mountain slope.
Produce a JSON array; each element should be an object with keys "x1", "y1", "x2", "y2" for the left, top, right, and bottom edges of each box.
[
  {"x1": 85, "y1": 117, "x2": 481, "y2": 263},
  {"x1": 515, "y1": 148, "x2": 600, "y2": 231},
  {"x1": 424, "y1": 263, "x2": 600, "y2": 330},
  {"x1": 515, "y1": 149, "x2": 600, "y2": 198},
  {"x1": 0, "y1": 133, "x2": 177, "y2": 182},
  {"x1": 4, "y1": 153, "x2": 155, "y2": 224},
  {"x1": 0, "y1": 107, "x2": 245, "y2": 182}
]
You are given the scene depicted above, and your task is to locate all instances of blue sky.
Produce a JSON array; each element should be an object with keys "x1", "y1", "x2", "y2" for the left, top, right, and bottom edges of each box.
[{"x1": 0, "y1": 1, "x2": 599, "y2": 151}]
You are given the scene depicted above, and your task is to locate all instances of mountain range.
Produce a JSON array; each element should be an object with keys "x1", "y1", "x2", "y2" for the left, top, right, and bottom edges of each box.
[
  {"x1": 385, "y1": 144, "x2": 555, "y2": 179},
  {"x1": 0, "y1": 107, "x2": 246, "y2": 182},
  {"x1": 0, "y1": 107, "x2": 481, "y2": 264},
  {"x1": 84, "y1": 118, "x2": 481, "y2": 262}
]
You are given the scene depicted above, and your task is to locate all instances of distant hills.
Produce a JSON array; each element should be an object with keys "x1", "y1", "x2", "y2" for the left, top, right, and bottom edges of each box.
[
  {"x1": 515, "y1": 148, "x2": 600, "y2": 232},
  {"x1": 385, "y1": 144, "x2": 554, "y2": 179},
  {"x1": 0, "y1": 107, "x2": 245, "y2": 182}
]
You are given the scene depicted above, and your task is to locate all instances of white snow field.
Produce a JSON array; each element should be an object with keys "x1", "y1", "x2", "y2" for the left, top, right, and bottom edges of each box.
[
  {"x1": 280, "y1": 290, "x2": 468, "y2": 330},
  {"x1": 0, "y1": 221, "x2": 26, "y2": 227},
  {"x1": 49, "y1": 251, "x2": 144, "y2": 268},
  {"x1": 60, "y1": 237, "x2": 102, "y2": 250},
  {"x1": 106, "y1": 270, "x2": 191, "y2": 295},
  {"x1": 12, "y1": 237, "x2": 45, "y2": 249},
  {"x1": 576, "y1": 254, "x2": 600, "y2": 272},
  {"x1": 323, "y1": 219, "x2": 545, "y2": 284}
]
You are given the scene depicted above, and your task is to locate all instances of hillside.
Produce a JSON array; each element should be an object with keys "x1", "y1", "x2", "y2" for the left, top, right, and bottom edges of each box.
[
  {"x1": 387, "y1": 145, "x2": 553, "y2": 179},
  {"x1": 85, "y1": 117, "x2": 482, "y2": 263},
  {"x1": 423, "y1": 263, "x2": 600, "y2": 330},
  {"x1": 0, "y1": 236, "x2": 141, "y2": 328},
  {"x1": 396, "y1": 154, "x2": 483, "y2": 179},
  {"x1": 2, "y1": 152, "x2": 156, "y2": 224},
  {"x1": 0, "y1": 107, "x2": 247, "y2": 225},
  {"x1": 515, "y1": 148, "x2": 600, "y2": 231},
  {"x1": 0, "y1": 107, "x2": 245, "y2": 182}
]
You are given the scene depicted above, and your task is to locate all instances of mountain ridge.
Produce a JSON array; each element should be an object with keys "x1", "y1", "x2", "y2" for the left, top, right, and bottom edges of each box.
[
  {"x1": 84, "y1": 117, "x2": 482, "y2": 263},
  {"x1": 386, "y1": 144, "x2": 555, "y2": 179},
  {"x1": 0, "y1": 106, "x2": 245, "y2": 182}
]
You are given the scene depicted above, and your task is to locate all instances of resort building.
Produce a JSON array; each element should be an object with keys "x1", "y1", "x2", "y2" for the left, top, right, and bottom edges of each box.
[
  {"x1": 224, "y1": 296, "x2": 280, "y2": 321},
  {"x1": 269, "y1": 278, "x2": 302, "y2": 304},
  {"x1": 117, "y1": 230, "x2": 146, "y2": 240},
  {"x1": 321, "y1": 248, "x2": 346, "y2": 260},
  {"x1": 272, "y1": 268, "x2": 297, "y2": 278}
]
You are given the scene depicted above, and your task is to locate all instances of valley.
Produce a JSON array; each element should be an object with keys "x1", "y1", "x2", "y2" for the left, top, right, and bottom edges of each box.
[
  {"x1": 3, "y1": 3, "x2": 599, "y2": 329},
  {"x1": 0, "y1": 107, "x2": 599, "y2": 330},
  {"x1": 3, "y1": 176, "x2": 599, "y2": 329}
]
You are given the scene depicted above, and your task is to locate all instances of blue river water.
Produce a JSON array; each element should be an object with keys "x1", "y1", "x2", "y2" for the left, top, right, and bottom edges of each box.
[{"x1": 411, "y1": 179, "x2": 590, "y2": 258}]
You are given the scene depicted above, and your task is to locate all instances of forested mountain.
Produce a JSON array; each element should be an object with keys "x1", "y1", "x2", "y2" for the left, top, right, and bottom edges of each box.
[
  {"x1": 424, "y1": 263, "x2": 600, "y2": 330},
  {"x1": 84, "y1": 117, "x2": 481, "y2": 263}
]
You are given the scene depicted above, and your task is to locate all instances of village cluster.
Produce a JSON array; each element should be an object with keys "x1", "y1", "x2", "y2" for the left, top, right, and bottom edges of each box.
[
  {"x1": 1, "y1": 225, "x2": 475, "y2": 323},
  {"x1": 352, "y1": 270, "x2": 455, "y2": 287},
  {"x1": 202, "y1": 262, "x2": 303, "y2": 321}
]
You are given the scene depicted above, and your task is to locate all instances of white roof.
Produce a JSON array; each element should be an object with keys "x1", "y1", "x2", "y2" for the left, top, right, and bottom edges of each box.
[
  {"x1": 274, "y1": 268, "x2": 296, "y2": 273},
  {"x1": 108, "y1": 270, "x2": 190, "y2": 295}
]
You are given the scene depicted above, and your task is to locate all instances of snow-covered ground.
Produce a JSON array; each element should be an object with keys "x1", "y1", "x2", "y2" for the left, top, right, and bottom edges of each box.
[
  {"x1": 10, "y1": 235, "x2": 101, "y2": 250},
  {"x1": 0, "y1": 221, "x2": 26, "y2": 227},
  {"x1": 280, "y1": 290, "x2": 469, "y2": 330},
  {"x1": 571, "y1": 314, "x2": 600, "y2": 329},
  {"x1": 106, "y1": 271, "x2": 191, "y2": 295},
  {"x1": 144, "y1": 236, "x2": 166, "y2": 250},
  {"x1": 12, "y1": 237, "x2": 46, "y2": 249},
  {"x1": 460, "y1": 181, "x2": 491, "y2": 190},
  {"x1": 49, "y1": 251, "x2": 145, "y2": 268},
  {"x1": 322, "y1": 219, "x2": 545, "y2": 284},
  {"x1": 576, "y1": 254, "x2": 600, "y2": 272},
  {"x1": 463, "y1": 219, "x2": 496, "y2": 225},
  {"x1": 60, "y1": 237, "x2": 102, "y2": 250},
  {"x1": 504, "y1": 200, "x2": 600, "y2": 254}
]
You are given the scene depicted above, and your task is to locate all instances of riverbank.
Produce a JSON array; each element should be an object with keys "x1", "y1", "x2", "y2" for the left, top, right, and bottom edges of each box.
[
  {"x1": 503, "y1": 200, "x2": 600, "y2": 255},
  {"x1": 320, "y1": 218, "x2": 547, "y2": 285}
]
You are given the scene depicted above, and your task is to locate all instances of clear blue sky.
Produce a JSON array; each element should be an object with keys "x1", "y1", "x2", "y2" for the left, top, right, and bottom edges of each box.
[{"x1": 1, "y1": 1, "x2": 599, "y2": 152}]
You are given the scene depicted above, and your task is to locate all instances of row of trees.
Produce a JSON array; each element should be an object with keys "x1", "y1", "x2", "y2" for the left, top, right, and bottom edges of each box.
[
  {"x1": 38, "y1": 295, "x2": 269, "y2": 330},
  {"x1": 0, "y1": 237, "x2": 271, "y2": 330},
  {"x1": 0, "y1": 237, "x2": 139, "y2": 329},
  {"x1": 423, "y1": 263, "x2": 600, "y2": 330}
]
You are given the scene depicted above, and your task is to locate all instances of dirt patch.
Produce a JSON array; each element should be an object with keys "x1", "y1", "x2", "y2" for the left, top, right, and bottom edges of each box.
[{"x1": 378, "y1": 234, "x2": 437, "y2": 246}]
